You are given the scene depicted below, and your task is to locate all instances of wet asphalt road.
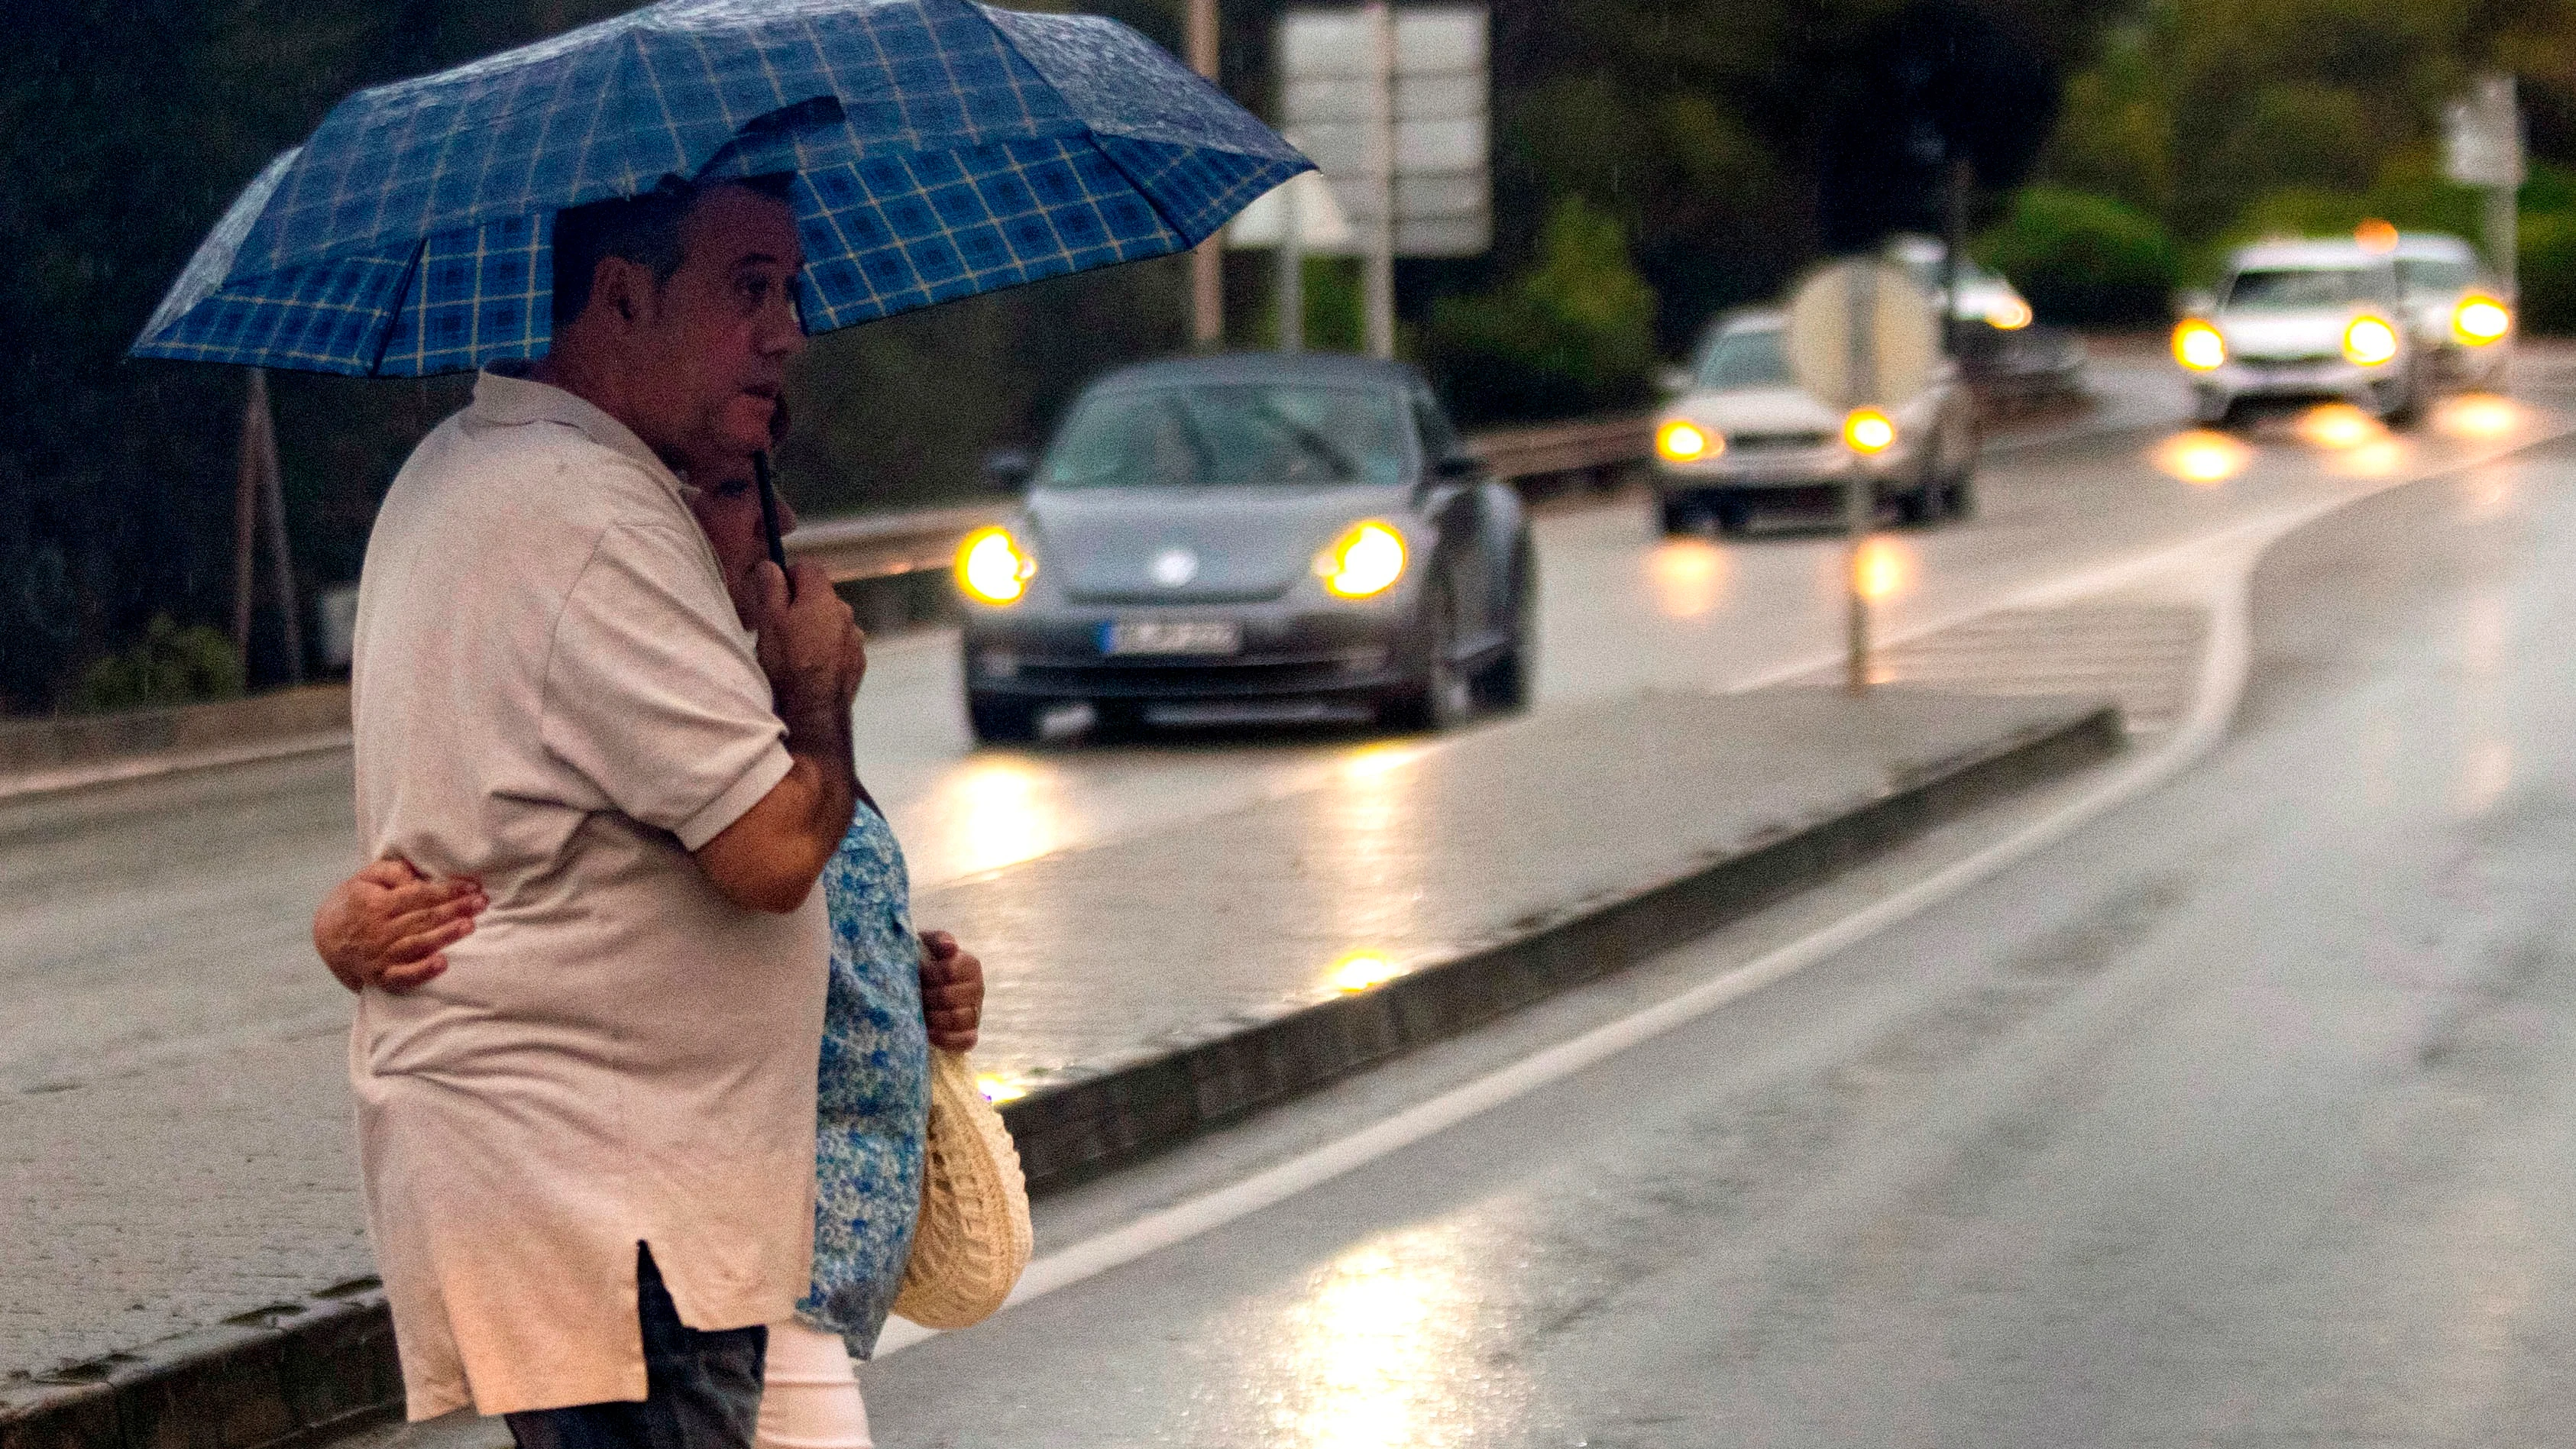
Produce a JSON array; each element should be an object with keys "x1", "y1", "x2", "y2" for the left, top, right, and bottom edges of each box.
[
  {"x1": 856, "y1": 435, "x2": 2576, "y2": 1445},
  {"x1": 7, "y1": 359, "x2": 2574, "y2": 1394}
]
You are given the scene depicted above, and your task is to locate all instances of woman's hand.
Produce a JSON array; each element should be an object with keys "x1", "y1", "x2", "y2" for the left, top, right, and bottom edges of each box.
[
  {"x1": 917, "y1": 930, "x2": 985, "y2": 1052},
  {"x1": 312, "y1": 857, "x2": 487, "y2": 995}
]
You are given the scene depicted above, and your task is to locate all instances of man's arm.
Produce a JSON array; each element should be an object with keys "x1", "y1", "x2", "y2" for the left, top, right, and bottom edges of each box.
[{"x1": 692, "y1": 559, "x2": 863, "y2": 913}]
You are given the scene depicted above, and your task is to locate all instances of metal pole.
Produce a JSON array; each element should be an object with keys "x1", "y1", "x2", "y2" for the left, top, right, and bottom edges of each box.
[
  {"x1": 2491, "y1": 182, "x2": 2519, "y2": 299},
  {"x1": 1188, "y1": 0, "x2": 1224, "y2": 350},
  {"x1": 1843, "y1": 264, "x2": 1876, "y2": 695},
  {"x1": 1941, "y1": 156, "x2": 1970, "y2": 356},
  {"x1": 1278, "y1": 174, "x2": 1305, "y2": 353},
  {"x1": 231, "y1": 370, "x2": 261, "y2": 668},
  {"x1": 253, "y1": 371, "x2": 304, "y2": 684},
  {"x1": 1362, "y1": 0, "x2": 1396, "y2": 360}
]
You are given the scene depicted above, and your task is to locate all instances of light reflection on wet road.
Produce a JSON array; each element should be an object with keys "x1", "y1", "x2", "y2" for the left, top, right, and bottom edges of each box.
[
  {"x1": 868, "y1": 370, "x2": 2565, "y2": 893},
  {"x1": 860, "y1": 416, "x2": 2576, "y2": 1447}
]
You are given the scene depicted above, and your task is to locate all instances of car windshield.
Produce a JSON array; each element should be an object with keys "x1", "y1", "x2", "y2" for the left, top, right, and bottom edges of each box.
[
  {"x1": 1694, "y1": 328, "x2": 1791, "y2": 390},
  {"x1": 1040, "y1": 383, "x2": 1406, "y2": 490},
  {"x1": 2226, "y1": 267, "x2": 2372, "y2": 309},
  {"x1": 2397, "y1": 257, "x2": 2475, "y2": 296}
]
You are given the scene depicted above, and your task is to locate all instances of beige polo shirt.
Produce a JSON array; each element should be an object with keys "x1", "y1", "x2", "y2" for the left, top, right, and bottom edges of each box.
[{"x1": 348, "y1": 365, "x2": 827, "y2": 1421}]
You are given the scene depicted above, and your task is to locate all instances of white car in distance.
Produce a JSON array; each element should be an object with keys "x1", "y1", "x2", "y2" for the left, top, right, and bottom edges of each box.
[
  {"x1": 2390, "y1": 231, "x2": 2513, "y2": 391},
  {"x1": 2173, "y1": 238, "x2": 2448, "y2": 426},
  {"x1": 1885, "y1": 232, "x2": 2035, "y2": 332},
  {"x1": 1652, "y1": 310, "x2": 1979, "y2": 536}
]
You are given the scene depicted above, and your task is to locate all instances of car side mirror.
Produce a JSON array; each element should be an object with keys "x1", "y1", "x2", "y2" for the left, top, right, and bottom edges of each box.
[
  {"x1": 2176, "y1": 289, "x2": 2215, "y2": 318},
  {"x1": 1659, "y1": 366, "x2": 1694, "y2": 395},
  {"x1": 982, "y1": 448, "x2": 1034, "y2": 492}
]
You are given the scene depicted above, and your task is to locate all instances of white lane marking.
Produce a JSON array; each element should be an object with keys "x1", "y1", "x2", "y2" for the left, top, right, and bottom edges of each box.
[{"x1": 874, "y1": 489, "x2": 2280, "y2": 1359}]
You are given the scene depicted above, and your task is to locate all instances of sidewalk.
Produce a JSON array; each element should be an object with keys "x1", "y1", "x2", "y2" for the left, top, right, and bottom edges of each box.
[{"x1": 0, "y1": 676, "x2": 2119, "y2": 1448}]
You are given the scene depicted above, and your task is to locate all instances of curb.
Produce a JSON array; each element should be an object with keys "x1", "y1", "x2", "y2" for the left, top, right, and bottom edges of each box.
[
  {"x1": 996, "y1": 701, "x2": 2124, "y2": 1194},
  {"x1": 0, "y1": 700, "x2": 2120, "y2": 1449},
  {"x1": 1, "y1": 1292, "x2": 398, "y2": 1449},
  {"x1": 0, "y1": 684, "x2": 354, "y2": 808}
]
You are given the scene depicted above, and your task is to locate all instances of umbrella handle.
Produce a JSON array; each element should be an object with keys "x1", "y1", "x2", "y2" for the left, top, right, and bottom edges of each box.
[{"x1": 754, "y1": 451, "x2": 789, "y2": 578}]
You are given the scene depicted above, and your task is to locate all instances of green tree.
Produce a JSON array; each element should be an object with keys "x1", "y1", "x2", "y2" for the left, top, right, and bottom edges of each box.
[
  {"x1": 2036, "y1": 0, "x2": 2576, "y2": 246},
  {"x1": 1422, "y1": 196, "x2": 1659, "y2": 424},
  {"x1": 1976, "y1": 186, "x2": 2177, "y2": 325}
]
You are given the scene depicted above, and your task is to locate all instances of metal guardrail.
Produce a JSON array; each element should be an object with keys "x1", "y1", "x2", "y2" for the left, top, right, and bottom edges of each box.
[
  {"x1": 785, "y1": 502, "x2": 1017, "y2": 584},
  {"x1": 785, "y1": 412, "x2": 1656, "y2": 588}
]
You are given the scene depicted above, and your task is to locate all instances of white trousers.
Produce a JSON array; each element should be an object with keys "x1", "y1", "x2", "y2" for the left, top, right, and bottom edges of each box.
[{"x1": 755, "y1": 1319, "x2": 874, "y2": 1449}]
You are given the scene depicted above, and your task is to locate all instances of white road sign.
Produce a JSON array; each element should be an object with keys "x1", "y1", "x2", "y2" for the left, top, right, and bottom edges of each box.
[
  {"x1": 1226, "y1": 166, "x2": 1356, "y2": 250},
  {"x1": 1785, "y1": 260, "x2": 1941, "y2": 411},
  {"x1": 1278, "y1": 5, "x2": 1490, "y2": 257},
  {"x1": 2445, "y1": 74, "x2": 2526, "y2": 188}
]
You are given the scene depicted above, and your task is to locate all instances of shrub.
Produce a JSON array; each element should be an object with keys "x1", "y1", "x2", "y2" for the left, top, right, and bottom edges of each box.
[
  {"x1": 67, "y1": 614, "x2": 245, "y2": 714},
  {"x1": 1974, "y1": 186, "x2": 2178, "y2": 327},
  {"x1": 2521, "y1": 209, "x2": 2576, "y2": 334},
  {"x1": 1422, "y1": 196, "x2": 1659, "y2": 425}
]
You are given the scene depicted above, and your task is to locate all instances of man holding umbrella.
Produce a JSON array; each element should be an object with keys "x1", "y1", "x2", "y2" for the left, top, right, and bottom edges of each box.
[
  {"x1": 132, "y1": 3, "x2": 1312, "y2": 1439},
  {"x1": 343, "y1": 172, "x2": 871, "y2": 1442}
]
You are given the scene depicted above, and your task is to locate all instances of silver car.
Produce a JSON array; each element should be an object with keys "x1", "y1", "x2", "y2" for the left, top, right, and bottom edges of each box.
[
  {"x1": 1651, "y1": 311, "x2": 1979, "y2": 536},
  {"x1": 2391, "y1": 231, "x2": 2513, "y2": 392},
  {"x1": 2174, "y1": 239, "x2": 2427, "y2": 425}
]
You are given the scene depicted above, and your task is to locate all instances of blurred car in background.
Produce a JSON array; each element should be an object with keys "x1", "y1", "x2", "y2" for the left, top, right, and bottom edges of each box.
[
  {"x1": 956, "y1": 354, "x2": 1535, "y2": 742},
  {"x1": 2391, "y1": 231, "x2": 2513, "y2": 391},
  {"x1": 1885, "y1": 234, "x2": 2088, "y2": 405},
  {"x1": 2171, "y1": 238, "x2": 2434, "y2": 425},
  {"x1": 1652, "y1": 309, "x2": 1979, "y2": 536}
]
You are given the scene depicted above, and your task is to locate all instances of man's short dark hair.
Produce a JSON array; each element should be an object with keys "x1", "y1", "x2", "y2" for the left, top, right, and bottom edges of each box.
[{"x1": 551, "y1": 173, "x2": 797, "y2": 328}]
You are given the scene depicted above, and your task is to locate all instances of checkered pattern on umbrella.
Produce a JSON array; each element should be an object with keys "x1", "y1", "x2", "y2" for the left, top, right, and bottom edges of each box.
[{"x1": 132, "y1": 0, "x2": 1308, "y2": 377}]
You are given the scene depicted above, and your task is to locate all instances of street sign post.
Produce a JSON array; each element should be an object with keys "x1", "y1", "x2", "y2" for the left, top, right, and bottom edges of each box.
[
  {"x1": 2445, "y1": 73, "x2": 2525, "y2": 295},
  {"x1": 1228, "y1": 160, "x2": 1354, "y2": 352},
  {"x1": 1188, "y1": 0, "x2": 1224, "y2": 348},
  {"x1": 1274, "y1": 4, "x2": 1490, "y2": 357},
  {"x1": 1785, "y1": 258, "x2": 1940, "y2": 692}
]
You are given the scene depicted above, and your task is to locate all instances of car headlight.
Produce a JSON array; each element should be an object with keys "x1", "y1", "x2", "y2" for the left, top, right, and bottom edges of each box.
[
  {"x1": 1985, "y1": 296, "x2": 2034, "y2": 330},
  {"x1": 2173, "y1": 320, "x2": 2227, "y2": 371},
  {"x1": 956, "y1": 526, "x2": 1036, "y2": 604},
  {"x1": 1843, "y1": 408, "x2": 1898, "y2": 455},
  {"x1": 2343, "y1": 315, "x2": 2400, "y2": 367},
  {"x1": 1316, "y1": 520, "x2": 1407, "y2": 599},
  {"x1": 1656, "y1": 419, "x2": 1717, "y2": 462},
  {"x1": 2455, "y1": 295, "x2": 2512, "y2": 346}
]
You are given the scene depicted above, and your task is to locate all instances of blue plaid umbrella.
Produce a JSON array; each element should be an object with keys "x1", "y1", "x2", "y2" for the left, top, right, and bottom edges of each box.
[{"x1": 132, "y1": 0, "x2": 1308, "y2": 376}]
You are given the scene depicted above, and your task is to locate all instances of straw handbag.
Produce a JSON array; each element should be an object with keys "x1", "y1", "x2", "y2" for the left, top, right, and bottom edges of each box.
[{"x1": 891, "y1": 1049, "x2": 1034, "y2": 1328}]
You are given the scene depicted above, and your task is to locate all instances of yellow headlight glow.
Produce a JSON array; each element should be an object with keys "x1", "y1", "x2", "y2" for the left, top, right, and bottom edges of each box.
[
  {"x1": 956, "y1": 526, "x2": 1036, "y2": 604},
  {"x1": 1656, "y1": 419, "x2": 1715, "y2": 462},
  {"x1": 1985, "y1": 296, "x2": 2034, "y2": 330},
  {"x1": 1330, "y1": 952, "x2": 1400, "y2": 993},
  {"x1": 1843, "y1": 408, "x2": 1898, "y2": 454},
  {"x1": 2455, "y1": 296, "x2": 2512, "y2": 346},
  {"x1": 2173, "y1": 321, "x2": 2227, "y2": 371},
  {"x1": 1316, "y1": 521, "x2": 1407, "y2": 599},
  {"x1": 2343, "y1": 315, "x2": 2400, "y2": 367}
]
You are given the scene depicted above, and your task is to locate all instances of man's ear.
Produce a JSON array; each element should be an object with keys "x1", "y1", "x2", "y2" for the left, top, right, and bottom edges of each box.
[{"x1": 589, "y1": 257, "x2": 648, "y2": 331}]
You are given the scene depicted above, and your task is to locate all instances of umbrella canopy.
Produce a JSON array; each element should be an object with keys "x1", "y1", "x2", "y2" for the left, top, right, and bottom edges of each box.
[{"x1": 132, "y1": 0, "x2": 1307, "y2": 377}]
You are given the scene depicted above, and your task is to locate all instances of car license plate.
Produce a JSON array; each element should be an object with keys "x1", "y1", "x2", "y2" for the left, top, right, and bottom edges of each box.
[{"x1": 1103, "y1": 618, "x2": 1242, "y2": 655}]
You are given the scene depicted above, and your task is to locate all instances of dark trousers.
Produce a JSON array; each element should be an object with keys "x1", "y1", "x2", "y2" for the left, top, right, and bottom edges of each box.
[{"x1": 506, "y1": 1245, "x2": 768, "y2": 1449}]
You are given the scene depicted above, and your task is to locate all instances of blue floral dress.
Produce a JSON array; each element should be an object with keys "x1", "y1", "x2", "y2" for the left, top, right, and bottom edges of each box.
[{"x1": 794, "y1": 803, "x2": 929, "y2": 1357}]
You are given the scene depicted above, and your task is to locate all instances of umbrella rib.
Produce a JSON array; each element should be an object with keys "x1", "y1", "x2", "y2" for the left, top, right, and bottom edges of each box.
[{"x1": 367, "y1": 240, "x2": 432, "y2": 377}]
